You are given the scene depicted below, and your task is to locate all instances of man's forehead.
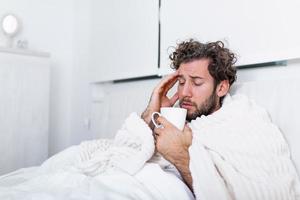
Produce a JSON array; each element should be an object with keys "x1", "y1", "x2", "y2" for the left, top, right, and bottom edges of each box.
[{"x1": 177, "y1": 59, "x2": 210, "y2": 78}]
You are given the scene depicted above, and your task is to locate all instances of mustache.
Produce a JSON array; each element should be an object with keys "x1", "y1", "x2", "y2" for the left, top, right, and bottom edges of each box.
[{"x1": 179, "y1": 98, "x2": 196, "y2": 107}]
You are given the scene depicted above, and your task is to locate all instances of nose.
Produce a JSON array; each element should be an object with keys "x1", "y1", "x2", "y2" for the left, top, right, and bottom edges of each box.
[{"x1": 181, "y1": 82, "x2": 192, "y2": 97}]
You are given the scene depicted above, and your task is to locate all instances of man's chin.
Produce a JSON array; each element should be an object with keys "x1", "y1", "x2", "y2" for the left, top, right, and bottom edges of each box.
[
  {"x1": 186, "y1": 110, "x2": 198, "y2": 122},
  {"x1": 180, "y1": 105, "x2": 198, "y2": 121},
  {"x1": 186, "y1": 115, "x2": 196, "y2": 122},
  {"x1": 187, "y1": 109, "x2": 195, "y2": 115}
]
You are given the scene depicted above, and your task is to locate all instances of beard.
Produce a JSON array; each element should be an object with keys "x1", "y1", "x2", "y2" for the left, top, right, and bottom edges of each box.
[{"x1": 180, "y1": 90, "x2": 219, "y2": 122}]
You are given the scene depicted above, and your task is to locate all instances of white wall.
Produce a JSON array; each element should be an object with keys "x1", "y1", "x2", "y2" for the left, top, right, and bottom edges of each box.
[
  {"x1": 70, "y1": 0, "x2": 96, "y2": 145},
  {"x1": 0, "y1": 0, "x2": 93, "y2": 156}
]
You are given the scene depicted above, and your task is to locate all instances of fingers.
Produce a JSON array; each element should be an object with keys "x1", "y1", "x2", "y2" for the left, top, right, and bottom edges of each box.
[
  {"x1": 156, "y1": 71, "x2": 179, "y2": 95},
  {"x1": 153, "y1": 116, "x2": 172, "y2": 136},
  {"x1": 153, "y1": 124, "x2": 164, "y2": 140},
  {"x1": 161, "y1": 71, "x2": 178, "y2": 84},
  {"x1": 162, "y1": 74, "x2": 179, "y2": 96},
  {"x1": 154, "y1": 126, "x2": 163, "y2": 136},
  {"x1": 156, "y1": 116, "x2": 172, "y2": 129}
]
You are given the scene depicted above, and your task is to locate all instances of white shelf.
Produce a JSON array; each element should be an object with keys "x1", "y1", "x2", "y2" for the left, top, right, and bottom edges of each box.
[{"x1": 0, "y1": 47, "x2": 50, "y2": 58}]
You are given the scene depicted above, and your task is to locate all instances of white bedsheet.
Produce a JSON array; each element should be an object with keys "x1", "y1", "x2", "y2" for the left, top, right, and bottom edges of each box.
[
  {"x1": 0, "y1": 162, "x2": 194, "y2": 200},
  {"x1": 0, "y1": 111, "x2": 194, "y2": 199}
]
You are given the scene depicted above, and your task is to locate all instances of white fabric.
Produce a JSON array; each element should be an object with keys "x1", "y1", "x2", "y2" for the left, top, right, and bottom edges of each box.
[
  {"x1": 189, "y1": 94, "x2": 300, "y2": 200},
  {"x1": 40, "y1": 112, "x2": 155, "y2": 176},
  {"x1": 0, "y1": 165, "x2": 193, "y2": 200},
  {"x1": 230, "y1": 78, "x2": 300, "y2": 173},
  {"x1": 0, "y1": 113, "x2": 193, "y2": 200}
]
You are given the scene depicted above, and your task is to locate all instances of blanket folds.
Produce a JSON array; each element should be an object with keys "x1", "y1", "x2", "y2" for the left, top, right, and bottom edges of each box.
[
  {"x1": 41, "y1": 112, "x2": 155, "y2": 176},
  {"x1": 189, "y1": 94, "x2": 300, "y2": 200}
]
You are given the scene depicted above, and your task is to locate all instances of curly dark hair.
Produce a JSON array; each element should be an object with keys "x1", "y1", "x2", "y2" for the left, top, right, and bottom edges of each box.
[{"x1": 169, "y1": 39, "x2": 237, "y2": 86}]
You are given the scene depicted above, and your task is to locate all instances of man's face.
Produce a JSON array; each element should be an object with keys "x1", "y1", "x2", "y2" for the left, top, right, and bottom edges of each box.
[{"x1": 177, "y1": 59, "x2": 220, "y2": 121}]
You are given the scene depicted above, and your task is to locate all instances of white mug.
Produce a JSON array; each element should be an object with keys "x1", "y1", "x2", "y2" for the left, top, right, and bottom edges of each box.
[{"x1": 151, "y1": 107, "x2": 187, "y2": 130}]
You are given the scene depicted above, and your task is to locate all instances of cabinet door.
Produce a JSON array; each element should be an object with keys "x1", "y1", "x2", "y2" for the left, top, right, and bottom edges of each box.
[
  {"x1": 90, "y1": 0, "x2": 159, "y2": 82},
  {"x1": 160, "y1": 0, "x2": 300, "y2": 75},
  {"x1": 0, "y1": 52, "x2": 49, "y2": 175}
]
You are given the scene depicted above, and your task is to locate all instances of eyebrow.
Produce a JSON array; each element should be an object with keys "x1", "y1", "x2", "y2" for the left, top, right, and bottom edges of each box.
[
  {"x1": 190, "y1": 75, "x2": 204, "y2": 80},
  {"x1": 178, "y1": 74, "x2": 204, "y2": 79}
]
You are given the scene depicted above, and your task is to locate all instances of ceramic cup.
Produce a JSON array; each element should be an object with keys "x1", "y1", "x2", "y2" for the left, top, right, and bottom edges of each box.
[{"x1": 151, "y1": 107, "x2": 187, "y2": 130}]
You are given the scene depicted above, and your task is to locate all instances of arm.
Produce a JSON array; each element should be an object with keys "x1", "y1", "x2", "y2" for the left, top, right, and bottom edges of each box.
[
  {"x1": 141, "y1": 72, "x2": 194, "y2": 190},
  {"x1": 172, "y1": 148, "x2": 193, "y2": 192},
  {"x1": 154, "y1": 117, "x2": 194, "y2": 191}
]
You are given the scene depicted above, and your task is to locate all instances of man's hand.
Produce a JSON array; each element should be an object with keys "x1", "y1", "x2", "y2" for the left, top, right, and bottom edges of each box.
[
  {"x1": 141, "y1": 72, "x2": 179, "y2": 128},
  {"x1": 154, "y1": 116, "x2": 193, "y2": 191},
  {"x1": 154, "y1": 116, "x2": 192, "y2": 164}
]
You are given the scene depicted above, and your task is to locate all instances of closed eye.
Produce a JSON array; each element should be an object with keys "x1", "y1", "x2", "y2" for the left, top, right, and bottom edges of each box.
[{"x1": 194, "y1": 82, "x2": 203, "y2": 86}]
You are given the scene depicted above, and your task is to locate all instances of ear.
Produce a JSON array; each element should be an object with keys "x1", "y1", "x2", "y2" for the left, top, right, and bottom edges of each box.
[{"x1": 216, "y1": 80, "x2": 230, "y2": 98}]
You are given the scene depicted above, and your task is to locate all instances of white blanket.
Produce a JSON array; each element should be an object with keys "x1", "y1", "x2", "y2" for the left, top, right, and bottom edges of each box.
[
  {"x1": 0, "y1": 113, "x2": 193, "y2": 200},
  {"x1": 189, "y1": 94, "x2": 300, "y2": 200}
]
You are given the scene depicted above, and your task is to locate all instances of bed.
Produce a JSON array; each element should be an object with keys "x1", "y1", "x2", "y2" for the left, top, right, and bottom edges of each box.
[{"x1": 1, "y1": 77, "x2": 299, "y2": 200}]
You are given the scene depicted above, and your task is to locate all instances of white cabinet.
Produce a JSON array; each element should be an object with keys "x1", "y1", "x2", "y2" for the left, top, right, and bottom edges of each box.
[
  {"x1": 0, "y1": 48, "x2": 50, "y2": 175},
  {"x1": 90, "y1": 0, "x2": 159, "y2": 82},
  {"x1": 160, "y1": 0, "x2": 300, "y2": 75}
]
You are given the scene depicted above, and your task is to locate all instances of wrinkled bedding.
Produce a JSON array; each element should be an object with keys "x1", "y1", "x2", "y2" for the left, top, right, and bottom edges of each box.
[
  {"x1": 0, "y1": 112, "x2": 194, "y2": 200},
  {"x1": 0, "y1": 162, "x2": 193, "y2": 200}
]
